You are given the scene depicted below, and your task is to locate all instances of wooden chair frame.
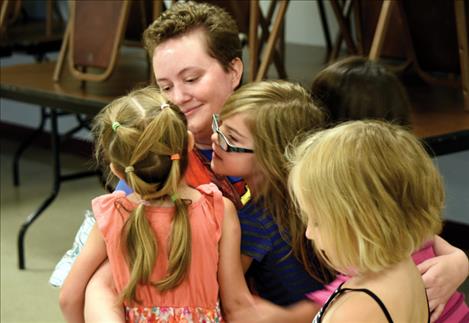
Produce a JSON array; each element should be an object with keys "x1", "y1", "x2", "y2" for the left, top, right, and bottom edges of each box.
[
  {"x1": 54, "y1": 1, "x2": 131, "y2": 82},
  {"x1": 370, "y1": 0, "x2": 469, "y2": 111}
]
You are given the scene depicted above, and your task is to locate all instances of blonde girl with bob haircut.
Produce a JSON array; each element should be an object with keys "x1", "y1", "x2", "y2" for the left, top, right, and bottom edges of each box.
[
  {"x1": 211, "y1": 80, "x2": 333, "y2": 318},
  {"x1": 59, "y1": 87, "x2": 253, "y2": 322},
  {"x1": 289, "y1": 120, "x2": 468, "y2": 322}
]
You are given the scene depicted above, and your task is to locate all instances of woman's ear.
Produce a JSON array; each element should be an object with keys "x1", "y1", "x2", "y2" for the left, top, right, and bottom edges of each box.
[
  {"x1": 230, "y1": 57, "x2": 243, "y2": 89},
  {"x1": 187, "y1": 131, "x2": 195, "y2": 152},
  {"x1": 110, "y1": 163, "x2": 125, "y2": 180}
]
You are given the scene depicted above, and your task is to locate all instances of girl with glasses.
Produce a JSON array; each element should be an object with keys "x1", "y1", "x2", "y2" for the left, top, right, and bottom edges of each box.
[{"x1": 210, "y1": 80, "x2": 331, "y2": 320}]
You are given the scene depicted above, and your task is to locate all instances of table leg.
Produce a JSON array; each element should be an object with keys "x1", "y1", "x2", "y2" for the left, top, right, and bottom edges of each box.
[
  {"x1": 16, "y1": 108, "x2": 101, "y2": 269},
  {"x1": 17, "y1": 108, "x2": 61, "y2": 270},
  {"x1": 13, "y1": 107, "x2": 48, "y2": 186}
]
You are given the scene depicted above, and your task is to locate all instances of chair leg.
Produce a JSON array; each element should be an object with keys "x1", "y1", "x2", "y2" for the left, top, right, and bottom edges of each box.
[
  {"x1": 369, "y1": 0, "x2": 394, "y2": 60},
  {"x1": 256, "y1": 0, "x2": 289, "y2": 81},
  {"x1": 454, "y1": 0, "x2": 469, "y2": 111},
  {"x1": 317, "y1": 0, "x2": 332, "y2": 62}
]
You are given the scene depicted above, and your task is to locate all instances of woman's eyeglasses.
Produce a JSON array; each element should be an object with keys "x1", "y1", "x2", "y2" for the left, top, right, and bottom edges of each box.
[{"x1": 212, "y1": 114, "x2": 254, "y2": 153}]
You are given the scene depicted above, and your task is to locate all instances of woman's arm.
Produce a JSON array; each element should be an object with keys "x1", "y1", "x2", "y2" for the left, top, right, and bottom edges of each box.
[
  {"x1": 418, "y1": 235, "x2": 469, "y2": 322},
  {"x1": 231, "y1": 298, "x2": 320, "y2": 323},
  {"x1": 59, "y1": 224, "x2": 107, "y2": 323},
  {"x1": 218, "y1": 197, "x2": 255, "y2": 319}
]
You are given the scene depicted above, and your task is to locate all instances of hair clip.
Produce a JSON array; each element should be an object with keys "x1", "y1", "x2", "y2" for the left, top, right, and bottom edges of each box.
[
  {"x1": 125, "y1": 166, "x2": 134, "y2": 173},
  {"x1": 160, "y1": 103, "x2": 170, "y2": 110},
  {"x1": 170, "y1": 194, "x2": 178, "y2": 203},
  {"x1": 112, "y1": 121, "x2": 121, "y2": 132},
  {"x1": 170, "y1": 153, "x2": 180, "y2": 160}
]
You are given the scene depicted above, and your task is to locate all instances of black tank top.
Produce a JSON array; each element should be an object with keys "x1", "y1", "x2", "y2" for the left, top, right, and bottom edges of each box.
[{"x1": 312, "y1": 283, "x2": 430, "y2": 323}]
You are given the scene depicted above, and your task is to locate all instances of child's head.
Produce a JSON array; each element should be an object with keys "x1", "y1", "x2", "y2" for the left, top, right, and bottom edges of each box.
[
  {"x1": 93, "y1": 86, "x2": 190, "y2": 199},
  {"x1": 213, "y1": 80, "x2": 325, "y2": 190},
  {"x1": 289, "y1": 120, "x2": 443, "y2": 276},
  {"x1": 311, "y1": 56, "x2": 411, "y2": 126},
  {"x1": 93, "y1": 87, "x2": 193, "y2": 301},
  {"x1": 211, "y1": 80, "x2": 326, "y2": 276}
]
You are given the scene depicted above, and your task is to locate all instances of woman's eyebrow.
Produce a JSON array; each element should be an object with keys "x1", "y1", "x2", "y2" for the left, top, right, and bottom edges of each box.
[{"x1": 156, "y1": 67, "x2": 199, "y2": 82}]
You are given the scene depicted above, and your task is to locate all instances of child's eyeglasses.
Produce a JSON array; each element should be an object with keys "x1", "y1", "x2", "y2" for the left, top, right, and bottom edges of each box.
[{"x1": 212, "y1": 114, "x2": 254, "y2": 153}]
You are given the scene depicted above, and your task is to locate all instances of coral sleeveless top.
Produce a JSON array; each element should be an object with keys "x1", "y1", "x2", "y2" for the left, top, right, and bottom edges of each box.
[{"x1": 92, "y1": 184, "x2": 225, "y2": 322}]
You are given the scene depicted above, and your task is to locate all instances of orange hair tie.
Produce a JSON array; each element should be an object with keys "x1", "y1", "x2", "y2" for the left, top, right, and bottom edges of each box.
[{"x1": 170, "y1": 154, "x2": 180, "y2": 160}]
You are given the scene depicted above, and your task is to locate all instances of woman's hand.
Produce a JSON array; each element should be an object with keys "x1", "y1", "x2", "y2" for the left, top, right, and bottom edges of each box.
[{"x1": 418, "y1": 236, "x2": 469, "y2": 322}]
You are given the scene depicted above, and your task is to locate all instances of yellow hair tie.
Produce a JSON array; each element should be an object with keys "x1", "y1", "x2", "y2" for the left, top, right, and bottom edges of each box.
[{"x1": 125, "y1": 166, "x2": 134, "y2": 173}]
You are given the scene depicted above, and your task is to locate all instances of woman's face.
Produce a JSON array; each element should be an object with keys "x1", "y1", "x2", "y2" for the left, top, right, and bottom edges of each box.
[
  {"x1": 210, "y1": 113, "x2": 257, "y2": 179},
  {"x1": 153, "y1": 29, "x2": 242, "y2": 148}
]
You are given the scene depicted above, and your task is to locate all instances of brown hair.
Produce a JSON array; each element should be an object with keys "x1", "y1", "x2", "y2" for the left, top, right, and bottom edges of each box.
[
  {"x1": 311, "y1": 56, "x2": 411, "y2": 126},
  {"x1": 221, "y1": 80, "x2": 327, "y2": 278},
  {"x1": 92, "y1": 86, "x2": 191, "y2": 303},
  {"x1": 143, "y1": 1, "x2": 242, "y2": 72}
]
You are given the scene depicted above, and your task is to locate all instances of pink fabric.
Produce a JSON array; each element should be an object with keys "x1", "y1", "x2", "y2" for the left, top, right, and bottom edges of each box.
[
  {"x1": 307, "y1": 241, "x2": 469, "y2": 322},
  {"x1": 412, "y1": 241, "x2": 469, "y2": 323},
  {"x1": 92, "y1": 183, "x2": 224, "y2": 309}
]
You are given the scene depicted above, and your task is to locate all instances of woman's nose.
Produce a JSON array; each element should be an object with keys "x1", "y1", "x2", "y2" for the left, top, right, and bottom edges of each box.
[{"x1": 170, "y1": 85, "x2": 191, "y2": 105}]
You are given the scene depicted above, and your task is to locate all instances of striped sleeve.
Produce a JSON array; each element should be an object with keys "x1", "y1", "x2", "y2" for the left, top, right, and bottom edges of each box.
[{"x1": 238, "y1": 202, "x2": 272, "y2": 262}]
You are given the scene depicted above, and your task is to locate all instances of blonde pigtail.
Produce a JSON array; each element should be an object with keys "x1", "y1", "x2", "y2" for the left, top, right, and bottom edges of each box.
[
  {"x1": 121, "y1": 203, "x2": 158, "y2": 303},
  {"x1": 155, "y1": 195, "x2": 191, "y2": 291}
]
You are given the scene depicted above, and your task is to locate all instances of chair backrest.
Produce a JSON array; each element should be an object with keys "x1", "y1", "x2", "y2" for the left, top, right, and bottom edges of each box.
[{"x1": 67, "y1": 0, "x2": 130, "y2": 82}]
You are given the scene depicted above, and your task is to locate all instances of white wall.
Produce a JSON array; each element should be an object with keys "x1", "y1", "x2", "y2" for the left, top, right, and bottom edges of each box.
[
  {"x1": 273, "y1": 0, "x2": 339, "y2": 46},
  {"x1": 0, "y1": 0, "x2": 337, "y2": 137}
]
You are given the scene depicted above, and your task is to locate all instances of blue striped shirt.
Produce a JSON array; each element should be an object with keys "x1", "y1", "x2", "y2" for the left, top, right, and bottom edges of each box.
[{"x1": 239, "y1": 201, "x2": 324, "y2": 305}]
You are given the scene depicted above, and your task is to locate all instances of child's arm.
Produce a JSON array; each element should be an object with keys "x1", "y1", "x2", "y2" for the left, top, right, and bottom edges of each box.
[
  {"x1": 59, "y1": 224, "x2": 107, "y2": 323},
  {"x1": 418, "y1": 235, "x2": 469, "y2": 322},
  {"x1": 84, "y1": 260, "x2": 125, "y2": 323},
  {"x1": 218, "y1": 197, "x2": 255, "y2": 319},
  {"x1": 230, "y1": 298, "x2": 321, "y2": 323}
]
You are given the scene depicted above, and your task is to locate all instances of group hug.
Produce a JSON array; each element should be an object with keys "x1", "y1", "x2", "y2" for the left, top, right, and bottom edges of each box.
[{"x1": 53, "y1": 2, "x2": 468, "y2": 322}]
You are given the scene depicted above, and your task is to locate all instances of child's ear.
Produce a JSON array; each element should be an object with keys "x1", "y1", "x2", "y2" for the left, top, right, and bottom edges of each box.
[
  {"x1": 187, "y1": 131, "x2": 195, "y2": 151},
  {"x1": 110, "y1": 163, "x2": 125, "y2": 180}
]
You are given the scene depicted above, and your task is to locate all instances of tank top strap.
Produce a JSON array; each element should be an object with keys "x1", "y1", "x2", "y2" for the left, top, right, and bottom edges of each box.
[
  {"x1": 339, "y1": 286, "x2": 393, "y2": 323},
  {"x1": 316, "y1": 283, "x2": 430, "y2": 323}
]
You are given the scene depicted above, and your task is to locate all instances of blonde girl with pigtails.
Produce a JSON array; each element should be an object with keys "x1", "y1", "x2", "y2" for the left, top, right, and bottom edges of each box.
[{"x1": 59, "y1": 87, "x2": 253, "y2": 323}]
